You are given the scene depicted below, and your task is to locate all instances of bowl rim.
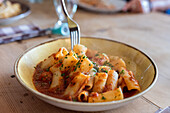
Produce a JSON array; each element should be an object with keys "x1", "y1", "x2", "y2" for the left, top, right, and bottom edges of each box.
[{"x1": 14, "y1": 36, "x2": 158, "y2": 106}]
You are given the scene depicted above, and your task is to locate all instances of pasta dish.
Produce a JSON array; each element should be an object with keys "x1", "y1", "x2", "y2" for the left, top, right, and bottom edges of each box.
[
  {"x1": 33, "y1": 44, "x2": 140, "y2": 103},
  {"x1": 0, "y1": 1, "x2": 21, "y2": 19},
  {"x1": 79, "y1": 0, "x2": 115, "y2": 10}
]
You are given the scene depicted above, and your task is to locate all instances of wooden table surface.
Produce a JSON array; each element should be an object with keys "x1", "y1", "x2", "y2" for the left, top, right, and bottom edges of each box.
[{"x1": 0, "y1": 0, "x2": 170, "y2": 113}]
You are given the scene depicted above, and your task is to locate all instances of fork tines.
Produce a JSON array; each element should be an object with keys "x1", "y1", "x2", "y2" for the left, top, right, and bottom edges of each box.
[
  {"x1": 61, "y1": 0, "x2": 81, "y2": 50},
  {"x1": 70, "y1": 27, "x2": 80, "y2": 50}
]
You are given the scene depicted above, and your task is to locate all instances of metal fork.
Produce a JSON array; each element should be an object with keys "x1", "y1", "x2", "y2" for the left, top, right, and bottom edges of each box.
[{"x1": 61, "y1": 0, "x2": 80, "y2": 50}]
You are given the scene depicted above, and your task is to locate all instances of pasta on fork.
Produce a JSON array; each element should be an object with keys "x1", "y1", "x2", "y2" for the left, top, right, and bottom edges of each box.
[{"x1": 33, "y1": 44, "x2": 140, "y2": 102}]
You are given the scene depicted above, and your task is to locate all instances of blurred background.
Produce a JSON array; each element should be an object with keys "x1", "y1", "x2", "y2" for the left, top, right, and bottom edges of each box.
[
  {"x1": 1, "y1": 0, "x2": 170, "y2": 42},
  {"x1": 0, "y1": 0, "x2": 170, "y2": 113}
]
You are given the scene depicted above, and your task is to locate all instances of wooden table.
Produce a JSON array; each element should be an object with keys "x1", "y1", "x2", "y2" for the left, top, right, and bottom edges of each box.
[{"x1": 0, "y1": 0, "x2": 170, "y2": 113}]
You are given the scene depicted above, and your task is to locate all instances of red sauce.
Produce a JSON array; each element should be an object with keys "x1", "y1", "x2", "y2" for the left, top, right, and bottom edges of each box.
[
  {"x1": 123, "y1": 87, "x2": 138, "y2": 98},
  {"x1": 33, "y1": 63, "x2": 68, "y2": 100},
  {"x1": 33, "y1": 49, "x2": 139, "y2": 101}
]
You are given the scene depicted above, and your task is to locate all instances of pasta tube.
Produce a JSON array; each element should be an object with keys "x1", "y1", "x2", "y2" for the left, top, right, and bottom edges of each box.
[
  {"x1": 85, "y1": 68, "x2": 97, "y2": 90},
  {"x1": 119, "y1": 67, "x2": 140, "y2": 91},
  {"x1": 109, "y1": 56, "x2": 126, "y2": 71},
  {"x1": 88, "y1": 87, "x2": 124, "y2": 103},
  {"x1": 78, "y1": 91, "x2": 89, "y2": 102},
  {"x1": 60, "y1": 51, "x2": 78, "y2": 72},
  {"x1": 73, "y1": 44, "x2": 87, "y2": 56},
  {"x1": 99, "y1": 66, "x2": 111, "y2": 73},
  {"x1": 92, "y1": 53, "x2": 110, "y2": 65},
  {"x1": 105, "y1": 70, "x2": 118, "y2": 91},
  {"x1": 118, "y1": 76, "x2": 127, "y2": 90},
  {"x1": 85, "y1": 49, "x2": 98, "y2": 59},
  {"x1": 55, "y1": 47, "x2": 68, "y2": 61},
  {"x1": 49, "y1": 67, "x2": 63, "y2": 89},
  {"x1": 93, "y1": 72, "x2": 108, "y2": 93},
  {"x1": 72, "y1": 55, "x2": 93, "y2": 74},
  {"x1": 64, "y1": 73, "x2": 89, "y2": 98},
  {"x1": 40, "y1": 55, "x2": 56, "y2": 69}
]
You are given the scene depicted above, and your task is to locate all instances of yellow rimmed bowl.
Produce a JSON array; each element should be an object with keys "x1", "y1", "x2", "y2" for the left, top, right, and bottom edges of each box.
[{"x1": 14, "y1": 37, "x2": 158, "y2": 112}]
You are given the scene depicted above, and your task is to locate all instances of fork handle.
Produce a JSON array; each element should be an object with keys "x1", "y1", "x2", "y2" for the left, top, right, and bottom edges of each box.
[{"x1": 61, "y1": 0, "x2": 71, "y2": 19}]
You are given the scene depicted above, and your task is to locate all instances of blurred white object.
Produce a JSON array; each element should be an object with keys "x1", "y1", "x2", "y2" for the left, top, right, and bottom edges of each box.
[
  {"x1": 53, "y1": 0, "x2": 77, "y2": 36},
  {"x1": 141, "y1": 0, "x2": 150, "y2": 13},
  {"x1": 54, "y1": 1, "x2": 77, "y2": 22},
  {"x1": 53, "y1": 0, "x2": 77, "y2": 22}
]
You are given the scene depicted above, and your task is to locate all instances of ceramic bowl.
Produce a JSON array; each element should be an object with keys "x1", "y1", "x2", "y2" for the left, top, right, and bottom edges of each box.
[
  {"x1": 77, "y1": 0, "x2": 126, "y2": 13},
  {"x1": 0, "y1": 1, "x2": 31, "y2": 25},
  {"x1": 14, "y1": 37, "x2": 158, "y2": 112}
]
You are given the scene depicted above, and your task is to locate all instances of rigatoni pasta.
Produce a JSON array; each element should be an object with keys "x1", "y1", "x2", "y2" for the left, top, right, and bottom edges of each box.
[
  {"x1": 63, "y1": 73, "x2": 89, "y2": 98},
  {"x1": 105, "y1": 70, "x2": 118, "y2": 91},
  {"x1": 85, "y1": 68, "x2": 97, "y2": 90},
  {"x1": 88, "y1": 87, "x2": 124, "y2": 103},
  {"x1": 33, "y1": 44, "x2": 140, "y2": 102},
  {"x1": 93, "y1": 72, "x2": 108, "y2": 93},
  {"x1": 78, "y1": 91, "x2": 89, "y2": 102}
]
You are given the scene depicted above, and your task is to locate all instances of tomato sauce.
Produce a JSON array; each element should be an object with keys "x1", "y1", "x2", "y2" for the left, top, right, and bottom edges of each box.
[
  {"x1": 33, "y1": 49, "x2": 139, "y2": 101},
  {"x1": 33, "y1": 62, "x2": 67, "y2": 100}
]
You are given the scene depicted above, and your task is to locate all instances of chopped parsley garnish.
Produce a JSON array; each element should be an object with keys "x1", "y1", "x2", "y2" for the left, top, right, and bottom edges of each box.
[
  {"x1": 61, "y1": 64, "x2": 63, "y2": 67},
  {"x1": 66, "y1": 76, "x2": 69, "y2": 78},
  {"x1": 74, "y1": 66, "x2": 77, "y2": 72},
  {"x1": 46, "y1": 67, "x2": 50, "y2": 72},
  {"x1": 77, "y1": 55, "x2": 81, "y2": 58},
  {"x1": 59, "y1": 59, "x2": 62, "y2": 63},
  {"x1": 65, "y1": 57, "x2": 68, "y2": 59},
  {"x1": 89, "y1": 64, "x2": 91, "y2": 66},
  {"x1": 95, "y1": 53, "x2": 99, "y2": 56},
  {"x1": 83, "y1": 56, "x2": 86, "y2": 59},
  {"x1": 61, "y1": 73, "x2": 65, "y2": 76},
  {"x1": 76, "y1": 61, "x2": 81, "y2": 66},
  {"x1": 103, "y1": 61, "x2": 114, "y2": 67},
  {"x1": 73, "y1": 99, "x2": 77, "y2": 102},
  {"x1": 100, "y1": 68, "x2": 108, "y2": 73},
  {"x1": 120, "y1": 70, "x2": 125, "y2": 74},
  {"x1": 92, "y1": 61, "x2": 96, "y2": 65},
  {"x1": 101, "y1": 95, "x2": 106, "y2": 100}
]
